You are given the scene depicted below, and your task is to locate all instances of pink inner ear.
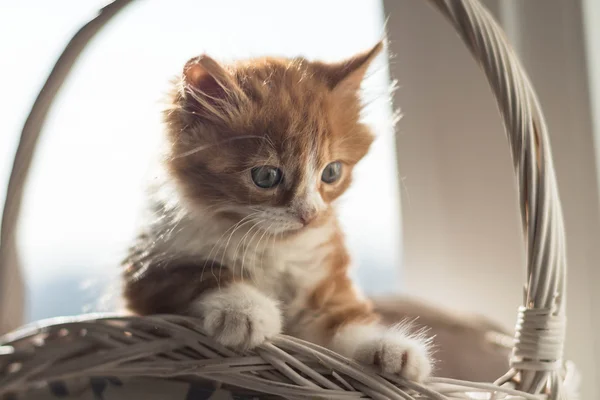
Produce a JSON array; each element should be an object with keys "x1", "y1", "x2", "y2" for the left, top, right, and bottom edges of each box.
[
  {"x1": 184, "y1": 62, "x2": 227, "y2": 99},
  {"x1": 185, "y1": 63, "x2": 210, "y2": 87}
]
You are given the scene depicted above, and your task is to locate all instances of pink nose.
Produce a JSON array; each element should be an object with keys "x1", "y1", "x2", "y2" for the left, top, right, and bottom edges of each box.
[{"x1": 297, "y1": 209, "x2": 318, "y2": 225}]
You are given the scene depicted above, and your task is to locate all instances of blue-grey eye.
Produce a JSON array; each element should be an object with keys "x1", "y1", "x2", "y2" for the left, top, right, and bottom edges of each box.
[
  {"x1": 321, "y1": 161, "x2": 342, "y2": 184},
  {"x1": 251, "y1": 166, "x2": 283, "y2": 189}
]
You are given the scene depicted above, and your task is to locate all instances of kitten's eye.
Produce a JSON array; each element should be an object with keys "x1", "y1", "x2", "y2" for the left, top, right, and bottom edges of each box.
[
  {"x1": 321, "y1": 161, "x2": 342, "y2": 184},
  {"x1": 251, "y1": 166, "x2": 283, "y2": 189}
]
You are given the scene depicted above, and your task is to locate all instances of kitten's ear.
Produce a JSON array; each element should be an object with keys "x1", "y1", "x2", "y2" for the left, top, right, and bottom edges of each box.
[
  {"x1": 312, "y1": 41, "x2": 383, "y2": 93},
  {"x1": 182, "y1": 55, "x2": 243, "y2": 118}
]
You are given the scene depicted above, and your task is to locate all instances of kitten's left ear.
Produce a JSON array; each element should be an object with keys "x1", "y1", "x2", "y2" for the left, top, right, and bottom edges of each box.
[
  {"x1": 181, "y1": 55, "x2": 245, "y2": 121},
  {"x1": 184, "y1": 55, "x2": 237, "y2": 96},
  {"x1": 311, "y1": 41, "x2": 384, "y2": 93}
]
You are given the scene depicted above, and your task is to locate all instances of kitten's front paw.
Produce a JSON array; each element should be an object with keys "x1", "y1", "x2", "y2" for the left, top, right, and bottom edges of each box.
[
  {"x1": 334, "y1": 324, "x2": 433, "y2": 382},
  {"x1": 192, "y1": 283, "x2": 282, "y2": 350},
  {"x1": 355, "y1": 332, "x2": 432, "y2": 381}
]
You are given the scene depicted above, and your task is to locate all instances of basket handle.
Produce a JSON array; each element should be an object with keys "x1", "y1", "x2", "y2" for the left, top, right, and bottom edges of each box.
[
  {"x1": 427, "y1": 0, "x2": 568, "y2": 396},
  {"x1": 0, "y1": 0, "x2": 134, "y2": 334}
]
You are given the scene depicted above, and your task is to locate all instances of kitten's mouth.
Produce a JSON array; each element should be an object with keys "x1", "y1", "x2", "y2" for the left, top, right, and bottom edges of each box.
[
  {"x1": 268, "y1": 222, "x2": 305, "y2": 235},
  {"x1": 246, "y1": 219, "x2": 307, "y2": 238},
  {"x1": 271, "y1": 217, "x2": 326, "y2": 237},
  {"x1": 274, "y1": 226, "x2": 307, "y2": 240},
  {"x1": 285, "y1": 223, "x2": 308, "y2": 234}
]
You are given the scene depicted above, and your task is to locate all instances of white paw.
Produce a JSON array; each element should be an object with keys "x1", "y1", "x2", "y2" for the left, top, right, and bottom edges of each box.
[
  {"x1": 355, "y1": 332, "x2": 432, "y2": 381},
  {"x1": 333, "y1": 324, "x2": 433, "y2": 382},
  {"x1": 191, "y1": 283, "x2": 282, "y2": 350}
]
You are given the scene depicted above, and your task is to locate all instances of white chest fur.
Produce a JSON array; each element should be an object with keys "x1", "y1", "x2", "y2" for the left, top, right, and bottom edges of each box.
[{"x1": 159, "y1": 212, "x2": 335, "y2": 304}]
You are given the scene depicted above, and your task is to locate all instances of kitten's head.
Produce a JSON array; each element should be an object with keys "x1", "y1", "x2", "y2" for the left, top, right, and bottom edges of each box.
[{"x1": 164, "y1": 42, "x2": 382, "y2": 234}]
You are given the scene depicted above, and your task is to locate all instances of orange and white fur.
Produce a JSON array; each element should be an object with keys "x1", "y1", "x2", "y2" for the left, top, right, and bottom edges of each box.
[{"x1": 123, "y1": 42, "x2": 433, "y2": 381}]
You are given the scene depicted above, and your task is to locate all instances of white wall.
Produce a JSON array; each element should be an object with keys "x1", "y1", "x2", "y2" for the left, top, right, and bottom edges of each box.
[
  {"x1": 382, "y1": 1, "x2": 600, "y2": 399},
  {"x1": 583, "y1": 0, "x2": 600, "y2": 194}
]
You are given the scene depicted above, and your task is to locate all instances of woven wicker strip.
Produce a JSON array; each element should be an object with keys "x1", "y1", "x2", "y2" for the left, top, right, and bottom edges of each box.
[{"x1": 0, "y1": 0, "x2": 578, "y2": 399}]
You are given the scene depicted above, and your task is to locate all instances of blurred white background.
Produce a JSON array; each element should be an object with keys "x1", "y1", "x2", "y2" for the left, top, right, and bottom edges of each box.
[{"x1": 0, "y1": 0, "x2": 402, "y2": 321}]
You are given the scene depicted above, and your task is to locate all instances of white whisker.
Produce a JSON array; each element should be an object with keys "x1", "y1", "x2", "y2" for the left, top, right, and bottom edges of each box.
[
  {"x1": 199, "y1": 212, "x2": 259, "y2": 285},
  {"x1": 240, "y1": 220, "x2": 267, "y2": 284}
]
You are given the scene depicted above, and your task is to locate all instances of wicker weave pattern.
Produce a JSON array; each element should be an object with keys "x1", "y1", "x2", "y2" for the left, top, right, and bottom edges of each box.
[
  {"x1": 0, "y1": 0, "x2": 575, "y2": 399},
  {"x1": 0, "y1": 314, "x2": 567, "y2": 399}
]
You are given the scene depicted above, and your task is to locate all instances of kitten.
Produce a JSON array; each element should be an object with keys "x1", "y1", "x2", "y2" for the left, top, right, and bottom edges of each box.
[{"x1": 122, "y1": 42, "x2": 432, "y2": 381}]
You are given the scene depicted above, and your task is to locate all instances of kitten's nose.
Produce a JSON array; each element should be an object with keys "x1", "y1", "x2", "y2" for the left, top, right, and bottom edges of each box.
[{"x1": 297, "y1": 208, "x2": 318, "y2": 225}]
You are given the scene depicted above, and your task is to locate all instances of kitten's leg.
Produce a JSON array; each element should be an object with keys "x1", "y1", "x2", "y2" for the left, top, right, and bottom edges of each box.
[
  {"x1": 190, "y1": 282, "x2": 282, "y2": 350},
  {"x1": 124, "y1": 262, "x2": 281, "y2": 350},
  {"x1": 298, "y1": 277, "x2": 433, "y2": 381}
]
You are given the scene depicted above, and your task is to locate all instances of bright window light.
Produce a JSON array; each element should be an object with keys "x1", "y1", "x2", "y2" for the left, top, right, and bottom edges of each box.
[{"x1": 0, "y1": 0, "x2": 402, "y2": 321}]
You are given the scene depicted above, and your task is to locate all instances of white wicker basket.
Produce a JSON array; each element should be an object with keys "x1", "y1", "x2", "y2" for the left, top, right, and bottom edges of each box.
[{"x1": 0, "y1": 0, "x2": 579, "y2": 399}]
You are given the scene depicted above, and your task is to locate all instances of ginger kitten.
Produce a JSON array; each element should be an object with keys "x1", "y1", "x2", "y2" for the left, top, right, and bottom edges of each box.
[{"x1": 123, "y1": 42, "x2": 433, "y2": 381}]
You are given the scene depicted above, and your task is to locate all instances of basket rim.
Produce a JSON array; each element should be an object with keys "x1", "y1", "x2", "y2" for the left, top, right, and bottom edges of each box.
[{"x1": 0, "y1": 313, "x2": 557, "y2": 400}]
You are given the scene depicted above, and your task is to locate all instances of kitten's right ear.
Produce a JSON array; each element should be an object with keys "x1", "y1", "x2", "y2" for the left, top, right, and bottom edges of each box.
[
  {"x1": 182, "y1": 55, "x2": 243, "y2": 119},
  {"x1": 311, "y1": 41, "x2": 383, "y2": 93}
]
